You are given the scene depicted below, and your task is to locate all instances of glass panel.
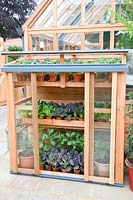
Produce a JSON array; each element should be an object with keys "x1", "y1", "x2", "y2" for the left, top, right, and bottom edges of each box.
[
  {"x1": 104, "y1": 32, "x2": 110, "y2": 49},
  {"x1": 16, "y1": 74, "x2": 33, "y2": 169},
  {"x1": 85, "y1": 33, "x2": 100, "y2": 50},
  {"x1": 115, "y1": 0, "x2": 123, "y2": 17},
  {"x1": 85, "y1": 0, "x2": 111, "y2": 25},
  {"x1": 115, "y1": 30, "x2": 133, "y2": 49},
  {"x1": 32, "y1": 34, "x2": 53, "y2": 51},
  {"x1": 58, "y1": 33, "x2": 81, "y2": 50},
  {"x1": 94, "y1": 129, "x2": 110, "y2": 177},
  {"x1": 57, "y1": 0, "x2": 81, "y2": 26},
  {"x1": 17, "y1": 126, "x2": 34, "y2": 169},
  {"x1": 94, "y1": 72, "x2": 112, "y2": 178},
  {"x1": 33, "y1": 1, "x2": 53, "y2": 28}
]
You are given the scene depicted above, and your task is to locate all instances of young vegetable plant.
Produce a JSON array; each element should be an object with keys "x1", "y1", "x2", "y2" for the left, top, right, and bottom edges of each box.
[
  {"x1": 19, "y1": 110, "x2": 32, "y2": 118},
  {"x1": 47, "y1": 148, "x2": 61, "y2": 171},
  {"x1": 59, "y1": 150, "x2": 73, "y2": 173}
]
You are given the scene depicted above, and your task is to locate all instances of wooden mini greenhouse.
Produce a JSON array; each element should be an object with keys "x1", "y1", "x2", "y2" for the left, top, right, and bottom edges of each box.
[{"x1": 2, "y1": 49, "x2": 128, "y2": 186}]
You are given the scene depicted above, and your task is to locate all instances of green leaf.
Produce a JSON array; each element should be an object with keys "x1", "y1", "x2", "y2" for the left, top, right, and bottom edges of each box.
[{"x1": 67, "y1": 141, "x2": 72, "y2": 145}]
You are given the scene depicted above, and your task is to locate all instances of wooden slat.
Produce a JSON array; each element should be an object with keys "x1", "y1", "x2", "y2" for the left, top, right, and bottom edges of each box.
[
  {"x1": 16, "y1": 125, "x2": 28, "y2": 134},
  {"x1": 0, "y1": 73, "x2": 5, "y2": 85},
  {"x1": 122, "y1": 54, "x2": 126, "y2": 64},
  {"x1": 15, "y1": 82, "x2": 31, "y2": 87},
  {"x1": 18, "y1": 168, "x2": 110, "y2": 184},
  {"x1": 60, "y1": 54, "x2": 66, "y2": 88},
  {"x1": 81, "y1": 32, "x2": 85, "y2": 50},
  {"x1": 15, "y1": 81, "x2": 60, "y2": 87},
  {"x1": 15, "y1": 97, "x2": 32, "y2": 105},
  {"x1": 40, "y1": 170, "x2": 84, "y2": 179},
  {"x1": 110, "y1": 72, "x2": 117, "y2": 184},
  {"x1": 60, "y1": 73, "x2": 66, "y2": 88},
  {"x1": 53, "y1": 33, "x2": 58, "y2": 50},
  {"x1": 89, "y1": 73, "x2": 94, "y2": 176},
  {"x1": 31, "y1": 73, "x2": 40, "y2": 175},
  {"x1": 81, "y1": 0, "x2": 85, "y2": 25},
  {"x1": 18, "y1": 169, "x2": 110, "y2": 184},
  {"x1": 22, "y1": 118, "x2": 84, "y2": 129},
  {"x1": 110, "y1": 31, "x2": 114, "y2": 50},
  {"x1": 53, "y1": 119, "x2": 84, "y2": 128},
  {"x1": 21, "y1": 118, "x2": 111, "y2": 130},
  {"x1": 95, "y1": 82, "x2": 112, "y2": 88},
  {"x1": 94, "y1": 108, "x2": 111, "y2": 113},
  {"x1": 95, "y1": 122, "x2": 111, "y2": 129},
  {"x1": 0, "y1": 72, "x2": 6, "y2": 106},
  {"x1": 5, "y1": 73, "x2": 18, "y2": 172},
  {"x1": 53, "y1": 0, "x2": 57, "y2": 26},
  {"x1": 15, "y1": 105, "x2": 32, "y2": 110},
  {"x1": 24, "y1": 29, "x2": 28, "y2": 51},
  {"x1": 28, "y1": 23, "x2": 126, "y2": 35},
  {"x1": 84, "y1": 72, "x2": 90, "y2": 181},
  {"x1": 99, "y1": 32, "x2": 104, "y2": 50},
  {"x1": 89, "y1": 176, "x2": 110, "y2": 184},
  {"x1": 15, "y1": 81, "x2": 112, "y2": 88},
  {"x1": 60, "y1": 54, "x2": 64, "y2": 64},
  {"x1": 65, "y1": 82, "x2": 84, "y2": 87},
  {"x1": 18, "y1": 168, "x2": 35, "y2": 174},
  {"x1": 28, "y1": 34, "x2": 32, "y2": 51},
  {"x1": 115, "y1": 72, "x2": 126, "y2": 184}
]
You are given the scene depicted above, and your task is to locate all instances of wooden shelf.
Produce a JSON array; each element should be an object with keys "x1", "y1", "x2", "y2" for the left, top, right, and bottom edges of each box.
[
  {"x1": 15, "y1": 81, "x2": 84, "y2": 87},
  {"x1": 37, "y1": 81, "x2": 61, "y2": 87},
  {"x1": 15, "y1": 81, "x2": 31, "y2": 87},
  {"x1": 21, "y1": 118, "x2": 84, "y2": 129},
  {"x1": 21, "y1": 117, "x2": 110, "y2": 130},
  {"x1": 15, "y1": 80, "x2": 112, "y2": 88},
  {"x1": 65, "y1": 81, "x2": 84, "y2": 87}
]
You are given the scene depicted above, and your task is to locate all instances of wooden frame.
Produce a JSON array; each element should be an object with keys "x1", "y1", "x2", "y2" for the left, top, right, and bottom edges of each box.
[{"x1": 3, "y1": 50, "x2": 127, "y2": 186}]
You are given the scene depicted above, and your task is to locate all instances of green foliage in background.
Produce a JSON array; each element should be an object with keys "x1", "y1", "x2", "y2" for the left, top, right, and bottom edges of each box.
[
  {"x1": 8, "y1": 45, "x2": 22, "y2": 62},
  {"x1": 113, "y1": 0, "x2": 133, "y2": 49}
]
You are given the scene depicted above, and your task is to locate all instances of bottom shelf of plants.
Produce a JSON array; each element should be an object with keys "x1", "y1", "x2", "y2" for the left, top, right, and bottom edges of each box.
[{"x1": 39, "y1": 128, "x2": 84, "y2": 175}]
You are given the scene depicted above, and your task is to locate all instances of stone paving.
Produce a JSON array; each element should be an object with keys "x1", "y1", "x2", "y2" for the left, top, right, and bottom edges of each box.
[{"x1": 0, "y1": 106, "x2": 132, "y2": 200}]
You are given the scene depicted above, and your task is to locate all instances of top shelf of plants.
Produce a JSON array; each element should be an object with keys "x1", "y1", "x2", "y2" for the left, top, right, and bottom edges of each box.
[
  {"x1": 2, "y1": 50, "x2": 128, "y2": 70},
  {"x1": 1, "y1": 50, "x2": 127, "y2": 88}
]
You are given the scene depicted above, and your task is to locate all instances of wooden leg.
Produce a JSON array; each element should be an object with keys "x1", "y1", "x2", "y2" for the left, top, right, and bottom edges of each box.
[
  {"x1": 84, "y1": 72, "x2": 90, "y2": 181},
  {"x1": 31, "y1": 73, "x2": 40, "y2": 175},
  {"x1": 60, "y1": 54, "x2": 66, "y2": 88},
  {"x1": 6, "y1": 73, "x2": 18, "y2": 173},
  {"x1": 89, "y1": 73, "x2": 94, "y2": 176},
  {"x1": 115, "y1": 72, "x2": 126, "y2": 184},
  {"x1": 110, "y1": 72, "x2": 117, "y2": 184}
]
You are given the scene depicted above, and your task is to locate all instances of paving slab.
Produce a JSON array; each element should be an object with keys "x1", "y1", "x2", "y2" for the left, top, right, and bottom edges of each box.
[{"x1": 9, "y1": 175, "x2": 41, "y2": 191}]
